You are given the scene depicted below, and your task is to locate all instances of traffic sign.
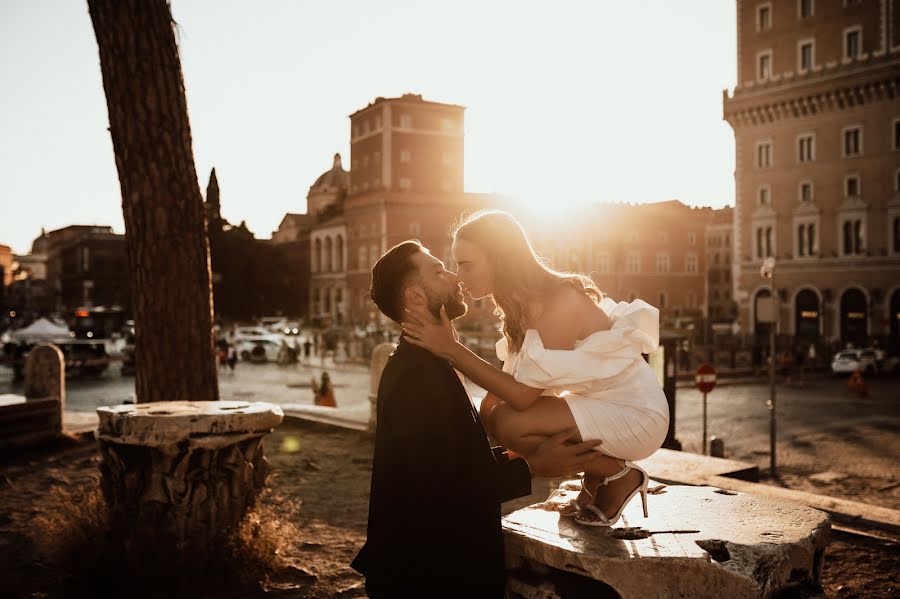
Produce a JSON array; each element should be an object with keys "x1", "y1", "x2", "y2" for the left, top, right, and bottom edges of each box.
[
  {"x1": 696, "y1": 364, "x2": 717, "y2": 454},
  {"x1": 695, "y1": 363, "x2": 717, "y2": 394}
]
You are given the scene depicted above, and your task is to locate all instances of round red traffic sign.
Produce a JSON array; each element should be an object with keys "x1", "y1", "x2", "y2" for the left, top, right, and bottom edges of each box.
[{"x1": 695, "y1": 363, "x2": 717, "y2": 394}]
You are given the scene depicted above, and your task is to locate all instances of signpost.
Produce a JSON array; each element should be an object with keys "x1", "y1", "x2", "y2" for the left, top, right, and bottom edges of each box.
[{"x1": 695, "y1": 364, "x2": 717, "y2": 455}]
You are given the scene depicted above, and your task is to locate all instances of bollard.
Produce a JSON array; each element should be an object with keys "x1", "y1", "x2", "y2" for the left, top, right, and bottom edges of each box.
[{"x1": 710, "y1": 436, "x2": 725, "y2": 458}]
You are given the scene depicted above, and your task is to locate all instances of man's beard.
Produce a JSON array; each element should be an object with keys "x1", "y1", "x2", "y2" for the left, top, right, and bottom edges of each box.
[{"x1": 428, "y1": 290, "x2": 467, "y2": 321}]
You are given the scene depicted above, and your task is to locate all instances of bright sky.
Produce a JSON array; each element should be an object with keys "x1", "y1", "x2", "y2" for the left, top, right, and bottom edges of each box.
[{"x1": 0, "y1": 0, "x2": 737, "y2": 255}]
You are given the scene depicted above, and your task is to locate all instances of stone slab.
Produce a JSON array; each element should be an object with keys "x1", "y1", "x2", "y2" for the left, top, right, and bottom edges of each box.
[
  {"x1": 97, "y1": 400, "x2": 284, "y2": 448},
  {"x1": 706, "y1": 475, "x2": 900, "y2": 534},
  {"x1": 503, "y1": 482, "x2": 829, "y2": 599},
  {"x1": 635, "y1": 448, "x2": 759, "y2": 484}
]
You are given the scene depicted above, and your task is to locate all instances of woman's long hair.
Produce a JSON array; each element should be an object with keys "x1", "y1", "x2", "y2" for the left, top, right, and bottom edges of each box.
[{"x1": 452, "y1": 210, "x2": 603, "y2": 354}]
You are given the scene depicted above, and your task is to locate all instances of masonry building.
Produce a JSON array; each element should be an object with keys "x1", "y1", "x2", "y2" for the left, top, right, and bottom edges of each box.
[{"x1": 723, "y1": 0, "x2": 900, "y2": 353}]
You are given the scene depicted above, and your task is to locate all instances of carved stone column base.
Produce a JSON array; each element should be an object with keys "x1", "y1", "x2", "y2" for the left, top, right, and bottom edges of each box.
[{"x1": 96, "y1": 401, "x2": 283, "y2": 564}]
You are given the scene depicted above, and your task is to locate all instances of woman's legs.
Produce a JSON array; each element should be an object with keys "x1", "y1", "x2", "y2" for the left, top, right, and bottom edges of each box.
[{"x1": 491, "y1": 397, "x2": 649, "y2": 521}]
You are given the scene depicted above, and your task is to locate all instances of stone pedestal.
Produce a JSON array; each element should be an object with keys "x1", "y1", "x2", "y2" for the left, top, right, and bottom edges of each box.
[
  {"x1": 504, "y1": 481, "x2": 830, "y2": 599},
  {"x1": 96, "y1": 400, "x2": 283, "y2": 562}
]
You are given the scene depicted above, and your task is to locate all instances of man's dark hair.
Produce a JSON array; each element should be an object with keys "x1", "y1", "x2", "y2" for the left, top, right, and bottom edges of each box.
[{"x1": 370, "y1": 240, "x2": 424, "y2": 323}]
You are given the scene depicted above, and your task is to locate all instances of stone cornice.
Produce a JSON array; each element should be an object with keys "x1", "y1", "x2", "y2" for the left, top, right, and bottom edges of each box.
[{"x1": 723, "y1": 58, "x2": 900, "y2": 128}]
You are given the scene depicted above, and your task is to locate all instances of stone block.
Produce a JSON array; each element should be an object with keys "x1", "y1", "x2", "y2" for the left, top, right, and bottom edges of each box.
[
  {"x1": 0, "y1": 344, "x2": 65, "y2": 450},
  {"x1": 503, "y1": 482, "x2": 829, "y2": 599}
]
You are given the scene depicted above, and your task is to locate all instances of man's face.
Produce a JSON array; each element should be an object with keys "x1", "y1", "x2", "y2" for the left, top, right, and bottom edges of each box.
[{"x1": 409, "y1": 251, "x2": 467, "y2": 320}]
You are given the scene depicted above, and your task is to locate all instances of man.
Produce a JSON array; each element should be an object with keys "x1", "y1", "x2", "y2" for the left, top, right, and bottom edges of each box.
[{"x1": 352, "y1": 240, "x2": 603, "y2": 598}]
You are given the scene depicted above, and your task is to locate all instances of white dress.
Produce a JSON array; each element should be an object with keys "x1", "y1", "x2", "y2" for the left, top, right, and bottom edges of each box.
[{"x1": 495, "y1": 297, "x2": 670, "y2": 462}]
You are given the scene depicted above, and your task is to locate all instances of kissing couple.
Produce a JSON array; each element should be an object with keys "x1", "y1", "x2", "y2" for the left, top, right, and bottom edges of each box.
[{"x1": 352, "y1": 209, "x2": 669, "y2": 598}]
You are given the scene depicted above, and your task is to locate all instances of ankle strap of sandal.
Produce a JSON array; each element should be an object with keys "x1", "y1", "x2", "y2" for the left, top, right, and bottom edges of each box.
[{"x1": 600, "y1": 464, "x2": 631, "y2": 486}]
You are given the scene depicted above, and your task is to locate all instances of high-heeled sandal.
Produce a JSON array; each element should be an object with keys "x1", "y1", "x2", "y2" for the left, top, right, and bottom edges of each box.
[
  {"x1": 558, "y1": 474, "x2": 594, "y2": 517},
  {"x1": 573, "y1": 461, "x2": 650, "y2": 527}
]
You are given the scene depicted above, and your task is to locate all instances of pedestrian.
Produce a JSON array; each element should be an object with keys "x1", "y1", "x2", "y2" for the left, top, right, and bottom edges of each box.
[
  {"x1": 311, "y1": 371, "x2": 337, "y2": 407},
  {"x1": 303, "y1": 338, "x2": 312, "y2": 362},
  {"x1": 227, "y1": 343, "x2": 238, "y2": 372}
]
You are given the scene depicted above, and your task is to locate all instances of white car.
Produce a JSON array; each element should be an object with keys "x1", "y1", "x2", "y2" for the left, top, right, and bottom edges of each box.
[
  {"x1": 831, "y1": 349, "x2": 878, "y2": 375},
  {"x1": 237, "y1": 337, "x2": 282, "y2": 362}
]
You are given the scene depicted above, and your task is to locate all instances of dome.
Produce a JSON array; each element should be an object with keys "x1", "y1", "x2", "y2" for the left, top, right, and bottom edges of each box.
[{"x1": 311, "y1": 153, "x2": 350, "y2": 192}]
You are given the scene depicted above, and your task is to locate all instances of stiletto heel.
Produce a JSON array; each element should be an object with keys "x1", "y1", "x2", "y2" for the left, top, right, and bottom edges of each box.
[{"x1": 574, "y1": 461, "x2": 651, "y2": 527}]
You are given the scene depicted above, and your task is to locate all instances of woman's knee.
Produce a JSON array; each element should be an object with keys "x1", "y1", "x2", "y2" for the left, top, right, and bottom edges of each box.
[{"x1": 492, "y1": 406, "x2": 531, "y2": 448}]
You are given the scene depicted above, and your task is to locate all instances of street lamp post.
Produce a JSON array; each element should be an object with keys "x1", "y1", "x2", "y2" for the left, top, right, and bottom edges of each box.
[{"x1": 760, "y1": 257, "x2": 778, "y2": 477}]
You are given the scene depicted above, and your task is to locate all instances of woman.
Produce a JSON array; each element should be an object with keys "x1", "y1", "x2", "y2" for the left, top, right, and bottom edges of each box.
[{"x1": 401, "y1": 210, "x2": 669, "y2": 526}]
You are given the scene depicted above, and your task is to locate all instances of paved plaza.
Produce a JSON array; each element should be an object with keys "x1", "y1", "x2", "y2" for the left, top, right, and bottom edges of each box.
[{"x1": 2, "y1": 360, "x2": 898, "y2": 504}]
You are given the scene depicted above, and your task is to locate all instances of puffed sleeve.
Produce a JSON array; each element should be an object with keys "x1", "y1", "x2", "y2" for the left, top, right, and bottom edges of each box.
[{"x1": 509, "y1": 298, "x2": 660, "y2": 388}]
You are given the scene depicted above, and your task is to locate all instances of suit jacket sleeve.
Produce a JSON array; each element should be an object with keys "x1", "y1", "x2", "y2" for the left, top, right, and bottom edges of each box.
[{"x1": 381, "y1": 362, "x2": 531, "y2": 511}]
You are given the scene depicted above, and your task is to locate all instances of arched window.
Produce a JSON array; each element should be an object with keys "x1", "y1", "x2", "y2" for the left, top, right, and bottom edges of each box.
[
  {"x1": 314, "y1": 238, "x2": 322, "y2": 273},
  {"x1": 765, "y1": 227, "x2": 773, "y2": 257},
  {"x1": 807, "y1": 224, "x2": 815, "y2": 255},
  {"x1": 335, "y1": 235, "x2": 344, "y2": 271},
  {"x1": 756, "y1": 228, "x2": 763, "y2": 259},
  {"x1": 797, "y1": 224, "x2": 806, "y2": 256},
  {"x1": 325, "y1": 237, "x2": 334, "y2": 272},
  {"x1": 894, "y1": 217, "x2": 900, "y2": 253}
]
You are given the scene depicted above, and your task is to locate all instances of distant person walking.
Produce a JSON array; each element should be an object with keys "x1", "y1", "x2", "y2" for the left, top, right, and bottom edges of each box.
[
  {"x1": 312, "y1": 372, "x2": 337, "y2": 407},
  {"x1": 227, "y1": 344, "x2": 238, "y2": 372},
  {"x1": 303, "y1": 338, "x2": 312, "y2": 362}
]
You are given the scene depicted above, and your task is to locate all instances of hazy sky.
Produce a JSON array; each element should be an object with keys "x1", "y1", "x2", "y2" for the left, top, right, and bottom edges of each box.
[{"x1": 0, "y1": 0, "x2": 737, "y2": 255}]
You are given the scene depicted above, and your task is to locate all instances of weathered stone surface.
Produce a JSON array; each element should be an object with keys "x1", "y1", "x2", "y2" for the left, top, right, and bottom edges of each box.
[
  {"x1": 97, "y1": 400, "x2": 283, "y2": 566},
  {"x1": 636, "y1": 448, "x2": 759, "y2": 484},
  {"x1": 503, "y1": 482, "x2": 830, "y2": 599},
  {"x1": 97, "y1": 400, "x2": 283, "y2": 448},
  {"x1": 0, "y1": 344, "x2": 65, "y2": 450}
]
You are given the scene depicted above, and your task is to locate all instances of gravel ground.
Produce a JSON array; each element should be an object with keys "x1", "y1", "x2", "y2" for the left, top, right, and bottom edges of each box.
[{"x1": 0, "y1": 420, "x2": 897, "y2": 598}]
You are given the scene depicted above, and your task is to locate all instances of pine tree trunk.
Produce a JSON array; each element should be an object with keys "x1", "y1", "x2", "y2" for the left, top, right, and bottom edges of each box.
[{"x1": 88, "y1": 0, "x2": 218, "y2": 402}]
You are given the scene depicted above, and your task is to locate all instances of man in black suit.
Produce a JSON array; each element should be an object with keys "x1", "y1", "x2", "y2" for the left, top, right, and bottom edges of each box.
[{"x1": 351, "y1": 240, "x2": 603, "y2": 598}]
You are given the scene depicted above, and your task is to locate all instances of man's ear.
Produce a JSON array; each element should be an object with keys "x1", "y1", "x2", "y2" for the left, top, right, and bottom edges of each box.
[{"x1": 403, "y1": 285, "x2": 427, "y2": 307}]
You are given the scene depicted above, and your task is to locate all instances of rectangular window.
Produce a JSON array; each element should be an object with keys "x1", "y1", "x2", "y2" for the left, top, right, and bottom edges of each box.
[
  {"x1": 656, "y1": 253, "x2": 670, "y2": 273},
  {"x1": 757, "y1": 4, "x2": 771, "y2": 31},
  {"x1": 799, "y1": 0, "x2": 813, "y2": 18},
  {"x1": 626, "y1": 252, "x2": 641, "y2": 273},
  {"x1": 800, "y1": 181, "x2": 813, "y2": 202},
  {"x1": 756, "y1": 141, "x2": 772, "y2": 168},
  {"x1": 595, "y1": 253, "x2": 610, "y2": 274},
  {"x1": 398, "y1": 178, "x2": 412, "y2": 191},
  {"x1": 799, "y1": 40, "x2": 814, "y2": 72},
  {"x1": 844, "y1": 27, "x2": 861, "y2": 59},
  {"x1": 758, "y1": 51, "x2": 772, "y2": 81},
  {"x1": 845, "y1": 175, "x2": 860, "y2": 197},
  {"x1": 685, "y1": 254, "x2": 698, "y2": 273},
  {"x1": 658, "y1": 292, "x2": 668, "y2": 309},
  {"x1": 843, "y1": 127, "x2": 862, "y2": 157},
  {"x1": 658, "y1": 232, "x2": 669, "y2": 243},
  {"x1": 400, "y1": 150, "x2": 411, "y2": 163},
  {"x1": 798, "y1": 134, "x2": 815, "y2": 162},
  {"x1": 759, "y1": 185, "x2": 770, "y2": 206},
  {"x1": 400, "y1": 114, "x2": 412, "y2": 128},
  {"x1": 688, "y1": 232, "x2": 697, "y2": 245}
]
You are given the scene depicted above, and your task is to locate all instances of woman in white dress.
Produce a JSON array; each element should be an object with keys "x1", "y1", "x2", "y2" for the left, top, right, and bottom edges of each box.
[{"x1": 401, "y1": 210, "x2": 669, "y2": 526}]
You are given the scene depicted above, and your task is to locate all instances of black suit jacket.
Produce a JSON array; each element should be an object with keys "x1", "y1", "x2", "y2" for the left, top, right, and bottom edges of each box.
[{"x1": 351, "y1": 337, "x2": 531, "y2": 598}]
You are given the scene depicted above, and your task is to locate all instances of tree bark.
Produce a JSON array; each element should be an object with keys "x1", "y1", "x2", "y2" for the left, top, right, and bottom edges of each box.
[{"x1": 88, "y1": 0, "x2": 218, "y2": 402}]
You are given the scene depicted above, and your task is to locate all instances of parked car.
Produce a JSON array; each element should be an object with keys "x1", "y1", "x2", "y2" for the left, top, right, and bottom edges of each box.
[
  {"x1": 237, "y1": 338, "x2": 281, "y2": 363},
  {"x1": 831, "y1": 349, "x2": 878, "y2": 375}
]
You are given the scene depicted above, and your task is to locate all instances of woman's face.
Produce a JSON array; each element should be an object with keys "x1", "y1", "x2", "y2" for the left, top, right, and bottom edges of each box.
[{"x1": 452, "y1": 238, "x2": 493, "y2": 300}]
